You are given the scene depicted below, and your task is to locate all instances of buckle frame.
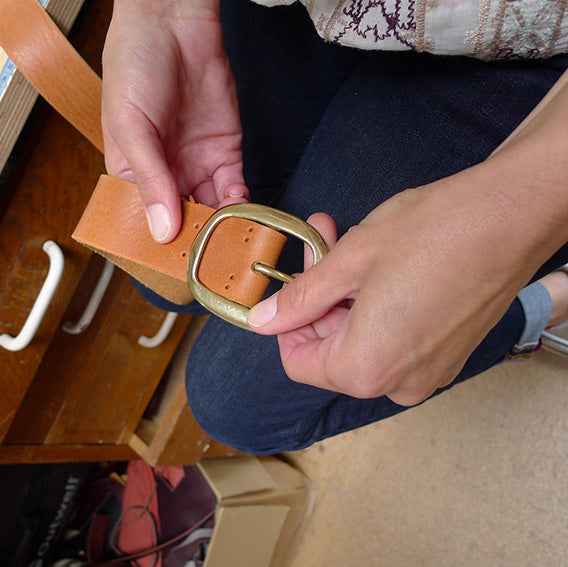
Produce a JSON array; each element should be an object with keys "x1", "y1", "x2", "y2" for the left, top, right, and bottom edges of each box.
[{"x1": 187, "y1": 203, "x2": 328, "y2": 330}]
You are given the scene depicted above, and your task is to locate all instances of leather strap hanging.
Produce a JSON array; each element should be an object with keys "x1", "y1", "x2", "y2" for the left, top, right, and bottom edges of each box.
[
  {"x1": 0, "y1": 0, "x2": 288, "y2": 306},
  {"x1": 0, "y1": 0, "x2": 103, "y2": 152}
]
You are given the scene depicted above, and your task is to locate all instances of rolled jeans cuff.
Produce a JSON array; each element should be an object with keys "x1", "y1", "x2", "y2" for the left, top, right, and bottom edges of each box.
[{"x1": 506, "y1": 282, "x2": 552, "y2": 360}]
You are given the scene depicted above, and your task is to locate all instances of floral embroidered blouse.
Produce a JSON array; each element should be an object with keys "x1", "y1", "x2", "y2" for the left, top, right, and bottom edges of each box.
[{"x1": 251, "y1": 0, "x2": 568, "y2": 60}]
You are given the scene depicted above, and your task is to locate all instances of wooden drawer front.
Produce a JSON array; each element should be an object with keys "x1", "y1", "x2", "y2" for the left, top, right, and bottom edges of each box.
[
  {"x1": 0, "y1": 109, "x2": 104, "y2": 441},
  {"x1": 0, "y1": 0, "x2": 205, "y2": 462},
  {"x1": 0, "y1": 0, "x2": 111, "y2": 442},
  {"x1": 5, "y1": 254, "x2": 191, "y2": 445}
]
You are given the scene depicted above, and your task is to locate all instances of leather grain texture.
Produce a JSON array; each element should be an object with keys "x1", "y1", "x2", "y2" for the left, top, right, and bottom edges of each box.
[
  {"x1": 73, "y1": 175, "x2": 287, "y2": 306},
  {"x1": 0, "y1": 0, "x2": 103, "y2": 152}
]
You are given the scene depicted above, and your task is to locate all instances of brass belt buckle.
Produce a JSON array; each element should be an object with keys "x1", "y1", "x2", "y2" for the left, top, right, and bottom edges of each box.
[{"x1": 187, "y1": 203, "x2": 328, "y2": 330}]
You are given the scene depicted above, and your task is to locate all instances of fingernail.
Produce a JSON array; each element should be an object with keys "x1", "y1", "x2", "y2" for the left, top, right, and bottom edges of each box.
[
  {"x1": 229, "y1": 189, "x2": 245, "y2": 198},
  {"x1": 248, "y1": 294, "x2": 278, "y2": 327},
  {"x1": 147, "y1": 203, "x2": 171, "y2": 242}
]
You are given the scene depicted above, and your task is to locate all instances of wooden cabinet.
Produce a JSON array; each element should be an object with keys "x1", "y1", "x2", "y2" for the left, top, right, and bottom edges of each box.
[{"x1": 0, "y1": 0, "x2": 234, "y2": 465}]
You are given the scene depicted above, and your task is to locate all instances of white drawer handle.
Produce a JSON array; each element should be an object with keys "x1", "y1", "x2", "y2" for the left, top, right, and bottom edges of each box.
[
  {"x1": 63, "y1": 260, "x2": 114, "y2": 334},
  {"x1": 138, "y1": 312, "x2": 178, "y2": 348},
  {"x1": 0, "y1": 240, "x2": 64, "y2": 352}
]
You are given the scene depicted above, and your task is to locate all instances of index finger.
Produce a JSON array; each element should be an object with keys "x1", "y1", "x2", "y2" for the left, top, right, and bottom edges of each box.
[{"x1": 104, "y1": 104, "x2": 181, "y2": 243}]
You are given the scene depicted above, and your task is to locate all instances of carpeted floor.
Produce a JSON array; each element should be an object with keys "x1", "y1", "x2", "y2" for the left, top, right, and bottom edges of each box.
[{"x1": 286, "y1": 348, "x2": 568, "y2": 567}]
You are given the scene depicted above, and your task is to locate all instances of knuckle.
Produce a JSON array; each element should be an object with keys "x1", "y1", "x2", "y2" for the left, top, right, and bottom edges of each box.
[
  {"x1": 334, "y1": 340, "x2": 396, "y2": 399},
  {"x1": 280, "y1": 274, "x2": 311, "y2": 312},
  {"x1": 135, "y1": 168, "x2": 163, "y2": 192},
  {"x1": 106, "y1": 94, "x2": 150, "y2": 134},
  {"x1": 389, "y1": 386, "x2": 433, "y2": 407},
  {"x1": 103, "y1": 155, "x2": 126, "y2": 179},
  {"x1": 110, "y1": 101, "x2": 144, "y2": 138},
  {"x1": 342, "y1": 348, "x2": 416, "y2": 400},
  {"x1": 340, "y1": 362, "x2": 386, "y2": 399},
  {"x1": 285, "y1": 367, "x2": 306, "y2": 385},
  {"x1": 110, "y1": 107, "x2": 133, "y2": 132}
]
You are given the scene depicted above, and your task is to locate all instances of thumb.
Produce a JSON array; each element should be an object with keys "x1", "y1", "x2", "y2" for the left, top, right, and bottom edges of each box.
[
  {"x1": 247, "y1": 212, "x2": 348, "y2": 334},
  {"x1": 104, "y1": 106, "x2": 182, "y2": 244}
]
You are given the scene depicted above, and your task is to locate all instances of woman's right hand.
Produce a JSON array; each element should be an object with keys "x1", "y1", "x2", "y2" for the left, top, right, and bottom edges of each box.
[{"x1": 102, "y1": 0, "x2": 249, "y2": 243}]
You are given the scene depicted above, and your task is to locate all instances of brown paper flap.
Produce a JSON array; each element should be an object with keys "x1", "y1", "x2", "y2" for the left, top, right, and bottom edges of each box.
[
  {"x1": 204, "y1": 505, "x2": 289, "y2": 567},
  {"x1": 198, "y1": 456, "x2": 278, "y2": 500}
]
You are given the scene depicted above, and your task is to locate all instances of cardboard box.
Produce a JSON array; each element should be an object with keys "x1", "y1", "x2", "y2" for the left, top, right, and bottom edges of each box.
[{"x1": 198, "y1": 455, "x2": 315, "y2": 567}]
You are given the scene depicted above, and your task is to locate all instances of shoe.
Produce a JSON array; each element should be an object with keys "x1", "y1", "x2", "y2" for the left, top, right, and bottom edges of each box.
[{"x1": 541, "y1": 265, "x2": 568, "y2": 357}]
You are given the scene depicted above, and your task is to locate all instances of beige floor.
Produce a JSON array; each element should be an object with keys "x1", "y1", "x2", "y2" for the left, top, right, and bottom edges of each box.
[{"x1": 286, "y1": 348, "x2": 568, "y2": 567}]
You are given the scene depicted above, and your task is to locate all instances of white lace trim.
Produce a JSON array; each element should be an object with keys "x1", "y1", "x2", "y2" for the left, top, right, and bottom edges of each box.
[{"x1": 250, "y1": 0, "x2": 568, "y2": 60}]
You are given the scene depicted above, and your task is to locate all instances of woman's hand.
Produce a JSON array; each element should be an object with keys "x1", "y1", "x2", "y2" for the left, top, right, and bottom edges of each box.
[
  {"x1": 102, "y1": 0, "x2": 248, "y2": 243},
  {"x1": 247, "y1": 134, "x2": 568, "y2": 405}
]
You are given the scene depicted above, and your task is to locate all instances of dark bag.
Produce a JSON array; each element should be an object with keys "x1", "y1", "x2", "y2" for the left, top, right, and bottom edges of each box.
[
  {"x1": 0, "y1": 463, "x2": 94, "y2": 567},
  {"x1": 57, "y1": 461, "x2": 216, "y2": 567}
]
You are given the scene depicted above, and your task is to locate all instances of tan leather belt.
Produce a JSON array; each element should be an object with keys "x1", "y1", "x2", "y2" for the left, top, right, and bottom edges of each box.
[
  {"x1": 73, "y1": 174, "x2": 288, "y2": 308},
  {"x1": 0, "y1": 0, "x2": 104, "y2": 153},
  {"x1": 0, "y1": 0, "x2": 328, "y2": 328}
]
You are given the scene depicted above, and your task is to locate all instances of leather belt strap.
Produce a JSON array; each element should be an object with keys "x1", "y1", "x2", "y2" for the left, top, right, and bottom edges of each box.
[
  {"x1": 0, "y1": 0, "x2": 288, "y2": 306},
  {"x1": 74, "y1": 175, "x2": 287, "y2": 305},
  {"x1": 0, "y1": 0, "x2": 103, "y2": 153}
]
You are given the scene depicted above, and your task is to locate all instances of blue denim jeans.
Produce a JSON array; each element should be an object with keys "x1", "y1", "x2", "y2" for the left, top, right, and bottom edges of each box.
[{"x1": 135, "y1": 1, "x2": 568, "y2": 454}]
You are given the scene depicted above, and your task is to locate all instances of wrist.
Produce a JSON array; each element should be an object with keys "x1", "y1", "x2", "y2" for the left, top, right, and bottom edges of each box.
[
  {"x1": 484, "y1": 111, "x2": 568, "y2": 256},
  {"x1": 489, "y1": 72, "x2": 568, "y2": 232},
  {"x1": 407, "y1": 136, "x2": 568, "y2": 295},
  {"x1": 454, "y1": 131, "x2": 568, "y2": 288}
]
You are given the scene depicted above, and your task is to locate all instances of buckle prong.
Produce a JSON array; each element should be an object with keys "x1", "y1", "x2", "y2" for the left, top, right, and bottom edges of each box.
[
  {"x1": 187, "y1": 203, "x2": 327, "y2": 330},
  {"x1": 251, "y1": 262, "x2": 294, "y2": 284}
]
